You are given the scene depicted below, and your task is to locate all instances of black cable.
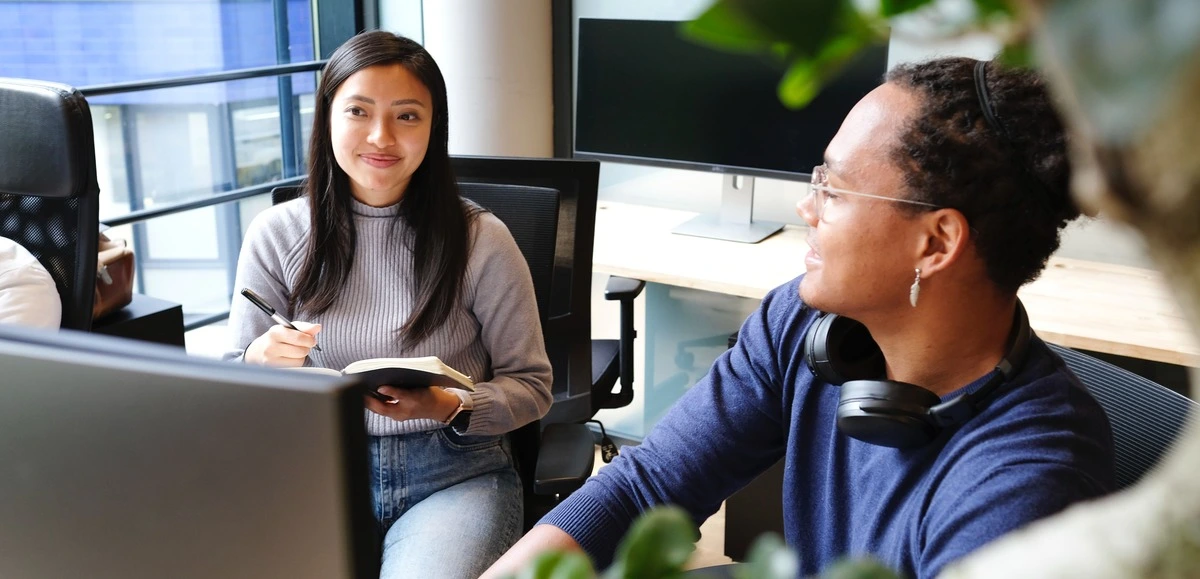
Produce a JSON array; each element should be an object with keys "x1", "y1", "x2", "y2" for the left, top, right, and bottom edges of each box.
[{"x1": 587, "y1": 419, "x2": 620, "y2": 463}]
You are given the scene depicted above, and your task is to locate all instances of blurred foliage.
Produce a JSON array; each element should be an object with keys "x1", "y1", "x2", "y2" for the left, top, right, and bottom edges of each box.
[
  {"x1": 511, "y1": 507, "x2": 900, "y2": 579},
  {"x1": 1042, "y1": 0, "x2": 1200, "y2": 145},
  {"x1": 510, "y1": 506, "x2": 696, "y2": 579},
  {"x1": 683, "y1": 0, "x2": 1200, "y2": 147}
]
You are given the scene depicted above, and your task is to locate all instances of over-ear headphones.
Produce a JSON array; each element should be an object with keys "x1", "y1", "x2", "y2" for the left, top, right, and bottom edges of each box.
[{"x1": 804, "y1": 301, "x2": 1032, "y2": 448}]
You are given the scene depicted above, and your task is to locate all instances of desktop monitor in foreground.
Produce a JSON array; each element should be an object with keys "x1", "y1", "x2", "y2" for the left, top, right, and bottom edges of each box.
[{"x1": 0, "y1": 326, "x2": 376, "y2": 579}]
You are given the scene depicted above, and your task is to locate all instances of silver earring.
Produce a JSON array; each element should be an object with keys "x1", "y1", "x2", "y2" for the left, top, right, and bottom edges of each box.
[{"x1": 909, "y1": 268, "x2": 921, "y2": 308}]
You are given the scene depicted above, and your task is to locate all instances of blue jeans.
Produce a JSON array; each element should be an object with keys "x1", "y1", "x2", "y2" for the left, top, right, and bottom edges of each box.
[{"x1": 369, "y1": 429, "x2": 523, "y2": 579}]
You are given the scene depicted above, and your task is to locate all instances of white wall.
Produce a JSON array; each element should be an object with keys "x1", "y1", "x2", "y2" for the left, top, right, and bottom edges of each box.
[{"x1": 382, "y1": 0, "x2": 554, "y2": 157}]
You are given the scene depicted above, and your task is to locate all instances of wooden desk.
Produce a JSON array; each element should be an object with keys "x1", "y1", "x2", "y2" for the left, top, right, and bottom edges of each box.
[{"x1": 592, "y1": 201, "x2": 1200, "y2": 368}]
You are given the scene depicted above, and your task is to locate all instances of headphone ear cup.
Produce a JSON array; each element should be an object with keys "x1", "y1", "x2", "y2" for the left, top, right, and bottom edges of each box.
[
  {"x1": 837, "y1": 380, "x2": 943, "y2": 448},
  {"x1": 805, "y1": 314, "x2": 885, "y2": 385}
]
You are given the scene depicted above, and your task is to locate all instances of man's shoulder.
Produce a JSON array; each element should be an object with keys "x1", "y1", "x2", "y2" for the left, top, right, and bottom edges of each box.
[{"x1": 939, "y1": 340, "x2": 1115, "y2": 485}]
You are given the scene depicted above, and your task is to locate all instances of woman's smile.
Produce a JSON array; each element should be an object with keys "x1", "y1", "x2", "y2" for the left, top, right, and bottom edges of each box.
[{"x1": 361, "y1": 153, "x2": 401, "y2": 168}]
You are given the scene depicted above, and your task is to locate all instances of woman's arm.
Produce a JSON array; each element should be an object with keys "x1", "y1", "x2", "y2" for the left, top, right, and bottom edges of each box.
[
  {"x1": 225, "y1": 202, "x2": 310, "y2": 364},
  {"x1": 455, "y1": 214, "x2": 554, "y2": 435}
]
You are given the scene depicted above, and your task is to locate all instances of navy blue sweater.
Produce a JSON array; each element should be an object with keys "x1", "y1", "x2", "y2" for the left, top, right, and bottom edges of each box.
[{"x1": 541, "y1": 278, "x2": 1114, "y2": 578}]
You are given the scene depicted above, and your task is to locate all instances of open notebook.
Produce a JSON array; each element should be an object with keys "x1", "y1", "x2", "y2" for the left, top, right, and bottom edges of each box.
[{"x1": 289, "y1": 356, "x2": 474, "y2": 402}]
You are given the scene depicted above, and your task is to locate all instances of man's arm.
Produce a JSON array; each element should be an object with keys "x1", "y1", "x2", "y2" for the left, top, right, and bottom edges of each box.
[
  {"x1": 484, "y1": 281, "x2": 808, "y2": 573},
  {"x1": 481, "y1": 525, "x2": 584, "y2": 579}
]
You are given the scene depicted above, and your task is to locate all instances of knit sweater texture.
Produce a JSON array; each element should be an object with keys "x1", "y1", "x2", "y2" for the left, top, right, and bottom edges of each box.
[
  {"x1": 541, "y1": 277, "x2": 1114, "y2": 578},
  {"x1": 226, "y1": 196, "x2": 552, "y2": 437}
]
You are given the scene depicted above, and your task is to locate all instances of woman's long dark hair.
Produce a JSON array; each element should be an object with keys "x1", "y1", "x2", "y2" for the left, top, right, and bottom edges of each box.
[{"x1": 290, "y1": 31, "x2": 474, "y2": 348}]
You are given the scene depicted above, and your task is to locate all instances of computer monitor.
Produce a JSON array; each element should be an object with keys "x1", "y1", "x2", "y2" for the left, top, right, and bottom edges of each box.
[
  {"x1": 0, "y1": 326, "x2": 376, "y2": 579},
  {"x1": 575, "y1": 17, "x2": 888, "y2": 242}
]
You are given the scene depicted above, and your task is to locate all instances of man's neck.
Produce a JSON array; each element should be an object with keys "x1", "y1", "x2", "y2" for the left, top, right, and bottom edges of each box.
[{"x1": 863, "y1": 291, "x2": 1018, "y2": 396}]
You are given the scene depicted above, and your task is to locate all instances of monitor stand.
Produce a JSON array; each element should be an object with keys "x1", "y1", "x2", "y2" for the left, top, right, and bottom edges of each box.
[{"x1": 671, "y1": 175, "x2": 784, "y2": 244}]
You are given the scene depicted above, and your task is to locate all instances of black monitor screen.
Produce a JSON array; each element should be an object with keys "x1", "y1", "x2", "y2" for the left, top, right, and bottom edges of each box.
[{"x1": 575, "y1": 18, "x2": 889, "y2": 179}]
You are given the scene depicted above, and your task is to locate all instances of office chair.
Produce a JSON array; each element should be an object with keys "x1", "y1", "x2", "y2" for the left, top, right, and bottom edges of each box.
[
  {"x1": 448, "y1": 156, "x2": 645, "y2": 423},
  {"x1": 0, "y1": 78, "x2": 100, "y2": 331},
  {"x1": 1046, "y1": 343, "x2": 1196, "y2": 490}
]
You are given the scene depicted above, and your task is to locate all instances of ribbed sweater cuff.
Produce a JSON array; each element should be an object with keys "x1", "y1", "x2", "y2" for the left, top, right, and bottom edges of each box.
[
  {"x1": 538, "y1": 491, "x2": 629, "y2": 568},
  {"x1": 457, "y1": 388, "x2": 496, "y2": 436}
]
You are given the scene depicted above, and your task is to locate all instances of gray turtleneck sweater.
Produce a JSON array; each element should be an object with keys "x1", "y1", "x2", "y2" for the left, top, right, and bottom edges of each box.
[{"x1": 225, "y1": 196, "x2": 553, "y2": 437}]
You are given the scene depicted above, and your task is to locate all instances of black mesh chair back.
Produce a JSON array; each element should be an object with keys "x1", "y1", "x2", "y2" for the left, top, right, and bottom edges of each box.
[
  {"x1": 450, "y1": 156, "x2": 603, "y2": 424},
  {"x1": 1048, "y1": 343, "x2": 1196, "y2": 490},
  {"x1": 457, "y1": 182, "x2": 559, "y2": 321},
  {"x1": 0, "y1": 78, "x2": 100, "y2": 331}
]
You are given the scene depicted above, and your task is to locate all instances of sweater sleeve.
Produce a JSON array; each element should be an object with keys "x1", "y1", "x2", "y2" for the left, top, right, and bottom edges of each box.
[
  {"x1": 539, "y1": 282, "x2": 799, "y2": 567},
  {"x1": 223, "y1": 202, "x2": 306, "y2": 363},
  {"x1": 457, "y1": 213, "x2": 553, "y2": 436}
]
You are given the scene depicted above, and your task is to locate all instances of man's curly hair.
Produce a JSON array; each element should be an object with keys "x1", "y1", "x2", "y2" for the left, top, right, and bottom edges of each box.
[{"x1": 885, "y1": 57, "x2": 1080, "y2": 294}]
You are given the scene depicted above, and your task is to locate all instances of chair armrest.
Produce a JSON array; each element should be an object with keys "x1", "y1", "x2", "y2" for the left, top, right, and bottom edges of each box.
[
  {"x1": 600, "y1": 276, "x2": 645, "y2": 409},
  {"x1": 604, "y1": 276, "x2": 645, "y2": 301},
  {"x1": 533, "y1": 422, "x2": 596, "y2": 496}
]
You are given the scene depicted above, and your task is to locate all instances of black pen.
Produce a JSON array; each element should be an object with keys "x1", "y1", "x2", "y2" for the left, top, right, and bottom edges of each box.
[{"x1": 240, "y1": 288, "x2": 323, "y2": 352}]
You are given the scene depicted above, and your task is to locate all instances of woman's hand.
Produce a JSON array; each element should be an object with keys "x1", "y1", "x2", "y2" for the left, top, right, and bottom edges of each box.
[
  {"x1": 244, "y1": 321, "x2": 321, "y2": 367},
  {"x1": 364, "y1": 386, "x2": 462, "y2": 423}
]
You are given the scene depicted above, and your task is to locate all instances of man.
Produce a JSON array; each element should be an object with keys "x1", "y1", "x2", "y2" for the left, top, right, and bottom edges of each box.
[{"x1": 483, "y1": 58, "x2": 1114, "y2": 579}]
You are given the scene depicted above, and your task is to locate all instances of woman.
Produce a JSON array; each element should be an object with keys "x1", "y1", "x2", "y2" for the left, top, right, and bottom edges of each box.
[
  {"x1": 484, "y1": 58, "x2": 1114, "y2": 579},
  {"x1": 226, "y1": 31, "x2": 552, "y2": 579}
]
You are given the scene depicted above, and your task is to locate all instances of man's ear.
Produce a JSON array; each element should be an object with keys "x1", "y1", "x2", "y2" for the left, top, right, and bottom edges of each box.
[{"x1": 916, "y1": 208, "x2": 970, "y2": 276}]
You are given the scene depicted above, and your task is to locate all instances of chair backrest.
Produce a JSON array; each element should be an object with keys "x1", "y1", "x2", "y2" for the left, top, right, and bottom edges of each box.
[
  {"x1": 450, "y1": 156, "x2": 601, "y2": 425},
  {"x1": 0, "y1": 78, "x2": 100, "y2": 331},
  {"x1": 1048, "y1": 343, "x2": 1196, "y2": 489},
  {"x1": 456, "y1": 182, "x2": 559, "y2": 321}
]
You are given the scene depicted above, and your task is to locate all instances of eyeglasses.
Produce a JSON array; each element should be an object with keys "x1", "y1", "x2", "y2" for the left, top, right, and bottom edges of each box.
[{"x1": 805, "y1": 164, "x2": 941, "y2": 221}]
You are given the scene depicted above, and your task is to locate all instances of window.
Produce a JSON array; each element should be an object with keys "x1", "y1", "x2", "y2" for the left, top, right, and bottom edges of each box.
[{"x1": 1, "y1": 0, "x2": 357, "y2": 351}]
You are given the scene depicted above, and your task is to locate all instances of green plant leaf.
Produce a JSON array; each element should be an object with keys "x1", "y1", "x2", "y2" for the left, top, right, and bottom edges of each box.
[
  {"x1": 726, "y1": 0, "x2": 845, "y2": 58},
  {"x1": 973, "y1": 0, "x2": 1016, "y2": 18},
  {"x1": 817, "y1": 556, "x2": 902, "y2": 579},
  {"x1": 879, "y1": 0, "x2": 936, "y2": 18},
  {"x1": 778, "y1": 34, "x2": 871, "y2": 109},
  {"x1": 510, "y1": 550, "x2": 596, "y2": 579},
  {"x1": 603, "y1": 506, "x2": 698, "y2": 579},
  {"x1": 734, "y1": 533, "x2": 798, "y2": 579},
  {"x1": 997, "y1": 39, "x2": 1033, "y2": 69},
  {"x1": 682, "y1": 1, "x2": 778, "y2": 54}
]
